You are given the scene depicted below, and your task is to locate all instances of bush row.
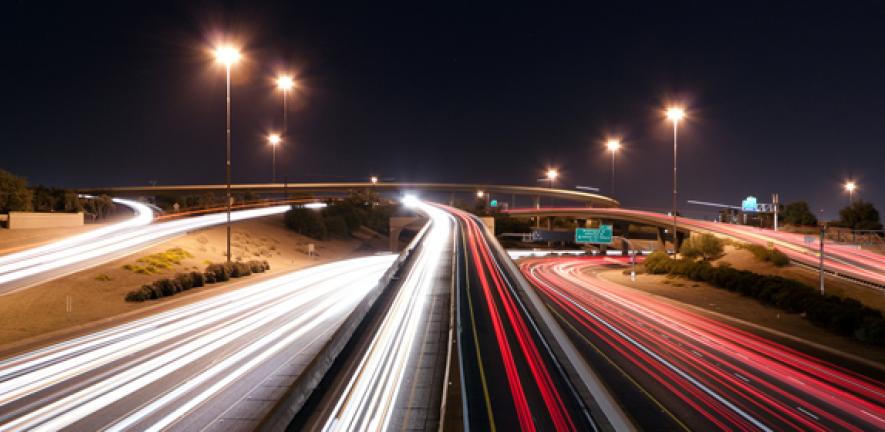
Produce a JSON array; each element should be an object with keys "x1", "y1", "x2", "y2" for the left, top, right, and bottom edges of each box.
[
  {"x1": 125, "y1": 260, "x2": 270, "y2": 302},
  {"x1": 739, "y1": 243, "x2": 790, "y2": 267},
  {"x1": 643, "y1": 252, "x2": 885, "y2": 345}
]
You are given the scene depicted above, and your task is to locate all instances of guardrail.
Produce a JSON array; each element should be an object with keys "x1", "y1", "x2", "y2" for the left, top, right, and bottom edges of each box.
[{"x1": 257, "y1": 217, "x2": 433, "y2": 431}]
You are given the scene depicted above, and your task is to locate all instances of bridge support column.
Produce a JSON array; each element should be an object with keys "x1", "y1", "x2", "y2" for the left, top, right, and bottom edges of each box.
[
  {"x1": 655, "y1": 227, "x2": 668, "y2": 251},
  {"x1": 389, "y1": 216, "x2": 422, "y2": 252}
]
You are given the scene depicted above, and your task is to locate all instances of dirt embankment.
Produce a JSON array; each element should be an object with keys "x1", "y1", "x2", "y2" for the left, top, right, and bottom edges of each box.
[
  {"x1": 0, "y1": 215, "x2": 388, "y2": 354},
  {"x1": 718, "y1": 245, "x2": 885, "y2": 313},
  {"x1": 599, "y1": 266, "x2": 885, "y2": 367}
]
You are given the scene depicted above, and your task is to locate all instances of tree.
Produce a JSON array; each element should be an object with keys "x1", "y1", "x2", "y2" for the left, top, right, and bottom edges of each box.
[
  {"x1": 679, "y1": 233, "x2": 725, "y2": 261},
  {"x1": 839, "y1": 200, "x2": 883, "y2": 230},
  {"x1": 782, "y1": 201, "x2": 818, "y2": 226},
  {"x1": 0, "y1": 169, "x2": 32, "y2": 213}
]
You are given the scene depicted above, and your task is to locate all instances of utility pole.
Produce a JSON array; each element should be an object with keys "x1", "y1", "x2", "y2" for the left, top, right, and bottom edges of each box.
[
  {"x1": 772, "y1": 193, "x2": 779, "y2": 231},
  {"x1": 819, "y1": 224, "x2": 826, "y2": 295}
]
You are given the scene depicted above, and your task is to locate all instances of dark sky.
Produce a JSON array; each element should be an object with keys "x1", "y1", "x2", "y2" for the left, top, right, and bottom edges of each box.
[{"x1": 1, "y1": 1, "x2": 883, "y2": 219}]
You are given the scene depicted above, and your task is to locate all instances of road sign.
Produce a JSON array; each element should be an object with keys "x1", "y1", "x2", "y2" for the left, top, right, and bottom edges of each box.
[
  {"x1": 575, "y1": 224, "x2": 613, "y2": 244},
  {"x1": 741, "y1": 196, "x2": 758, "y2": 212}
]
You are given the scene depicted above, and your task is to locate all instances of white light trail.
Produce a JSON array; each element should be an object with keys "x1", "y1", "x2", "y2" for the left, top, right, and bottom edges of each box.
[
  {"x1": 322, "y1": 200, "x2": 451, "y2": 431},
  {"x1": 0, "y1": 205, "x2": 289, "y2": 291},
  {"x1": 0, "y1": 255, "x2": 397, "y2": 431}
]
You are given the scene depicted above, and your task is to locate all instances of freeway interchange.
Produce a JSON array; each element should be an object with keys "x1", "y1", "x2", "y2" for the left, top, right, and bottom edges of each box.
[{"x1": 0, "y1": 194, "x2": 883, "y2": 431}]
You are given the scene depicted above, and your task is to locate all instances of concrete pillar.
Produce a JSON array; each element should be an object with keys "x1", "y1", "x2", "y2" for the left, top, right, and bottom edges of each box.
[
  {"x1": 389, "y1": 216, "x2": 422, "y2": 252},
  {"x1": 655, "y1": 227, "x2": 667, "y2": 251}
]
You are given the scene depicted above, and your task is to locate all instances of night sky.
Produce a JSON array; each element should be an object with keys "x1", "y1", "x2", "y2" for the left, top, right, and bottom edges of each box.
[{"x1": 2, "y1": 2, "x2": 883, "y2": 219}]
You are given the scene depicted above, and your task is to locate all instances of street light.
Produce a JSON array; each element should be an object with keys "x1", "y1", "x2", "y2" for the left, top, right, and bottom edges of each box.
[
  {"x1": 546, "y1": 168, "x2": 558, "y2": 187},
  {"x1": 214, "y1": 44, "x2": 241, "y2": 263},
  {"x1": 845, "y1": 181, "x2": 857, "y2": 204},
  {"x1": 268, "y1": 133, "x2": 281, "y2": 183},
  {"x1": 370, "y1": 176, "x2": 379, "y2": 184},
  {"x1": 477, "y1": 190, "x2": 485, "y2": 198},
  {"x1": 666, "y1": 106, "x2": 685, "y2": 254},
  {"x1": 606, "y1": 139, "x2": 621, "y2": 195},
  {"x1": 276, "y1": 74, "x2": 295, "y2": 183}
]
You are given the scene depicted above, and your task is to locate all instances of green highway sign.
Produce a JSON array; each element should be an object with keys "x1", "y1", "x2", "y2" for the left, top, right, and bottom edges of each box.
[{"x1": 575, "y1": 224, "x2": 613, "y2": 244}]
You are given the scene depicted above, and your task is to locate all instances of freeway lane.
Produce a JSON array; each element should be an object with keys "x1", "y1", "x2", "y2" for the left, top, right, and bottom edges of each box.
[
  {"x1": 449, "y1": 206, "x2": 597, "y2": 431},
  {"x1": 0, "y1": 255, "x2": 396, "y2": 431},
  {"x1": 318, "y1": 199, "x2": 451, "y2": 431},
  {"x1": 506, "y1": 207, "x2": 885, "y2": 287},
  {"x1": 522, "y1": 256, "x2": 885, "y2": 431},
  {"x1": 0, "y1": 205, "x2": 289, "y2": 295}
]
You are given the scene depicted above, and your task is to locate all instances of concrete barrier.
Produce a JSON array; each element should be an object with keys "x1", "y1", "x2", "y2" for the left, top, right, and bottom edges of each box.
[
  {"x1": 258, "y1": 219, "x2": 433, "y2": 431},
  {"x1": 7, "y1": 212, "x2": 84, "y2": 229}
]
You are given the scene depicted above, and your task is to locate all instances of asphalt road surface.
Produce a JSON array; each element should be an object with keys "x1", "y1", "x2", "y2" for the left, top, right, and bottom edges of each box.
[
  {"x1": 522, "y1": 256, "x2": 885, "y2": 431},
  {"x1": 0, "y1": 255, "x2": 396, "y2": 431}
]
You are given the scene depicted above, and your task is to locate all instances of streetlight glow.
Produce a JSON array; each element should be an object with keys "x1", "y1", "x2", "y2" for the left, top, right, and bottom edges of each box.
[
  {"x1": 845, "y1": 181, "x2": 857, "y2": 193},
  {"x1": 370, "y1": 176, "x2": 379, "y2": 184},
  {"x1": 666, "y1": 106, "x2": 685, "y2": 123},
  {"x1": 276, "y1": 75, "x2": 295, "y2": 91},
  {"x1": 268, "y1": 133, "x2": 281, "y2": 146},
  {"x1": 214, "y1": 46, "x2": 241, "y2": 66},
  {"x1": 606, "y1": 139, "x2": 621, "y2": 152},
  {"x1": 546, "y1": 169, "x2": 558, "y2": 181},
  {"x1": 477, "y1": 190, "x2": 485, "y2": 198}
]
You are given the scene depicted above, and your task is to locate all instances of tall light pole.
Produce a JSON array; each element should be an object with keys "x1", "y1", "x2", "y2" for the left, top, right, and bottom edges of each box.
[
  {"x1": 268, "y1": 133, "x2": 281, "y2": 182},
  {"x1": 215, "y1": 45, "x2": 241, "y2": 263},
  {"x1": 276, "y1": 75, "x2": 295, "y2": 183},
  {"x1": 845, "y1": 181, "x2": 857, "y2": 205},
  {"x1": 666, "y1": 106, "x2": 685, "y2": 254},
  {"x1": 606, "y1": 139, "x2": 621, "y2": 195},
  {"x1": 545, "y1": 169, "x2": 558, "y2": 231}
]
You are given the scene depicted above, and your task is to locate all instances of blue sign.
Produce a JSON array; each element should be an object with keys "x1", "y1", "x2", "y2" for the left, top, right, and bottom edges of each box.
[
  {"x1": 741, "y1": 196, "x2": 758, "y2": 213},
  {"x1": 490, "y1": 199, "x2": 498, "y2": 207}
]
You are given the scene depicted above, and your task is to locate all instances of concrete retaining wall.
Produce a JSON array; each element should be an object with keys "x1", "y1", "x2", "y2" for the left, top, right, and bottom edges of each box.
[
  {"x1": 7, "y1": 212, "x2": 84, "y2": 229},
  {"x1": 258, "y1": 219, "x2": 433, "y2": 431}
]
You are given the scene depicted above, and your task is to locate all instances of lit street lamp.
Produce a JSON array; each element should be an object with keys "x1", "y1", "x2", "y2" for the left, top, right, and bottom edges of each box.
[
  {"x1": 268, "y1": 133, "x2": 281, "y2": 182},
  {"x1": 214, "y1": 45, "x2": 241, "y2": 263},
  {"x1": 546, "y1": 168, "x2": 558, "y2": 188},
  {"x1": 370, "y1": 176, "x2": 379, "y2": 184},
  {"x1": 666, "y1": 106, "x2": 685, "y2": 254},
  {"x1": 606, "y1": 139, "x2": 621, "y2": 195},
  {"x1": 276, "y1": 75, "x2": 295, "y2": 183},
  {"x1": 845, "y1": 181, "x2": 857, "y2": 204}
]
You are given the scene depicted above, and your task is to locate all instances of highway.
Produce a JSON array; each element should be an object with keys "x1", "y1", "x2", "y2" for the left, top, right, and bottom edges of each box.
[
  {"x1": 0, "y1": 254, "x2": 397, "y2": 431},
  {"x1": 448, "y1": 206, "x2": 598, "y2": 431},
  {"x1": 521, "y1": 256, "x2": 885, "y2": 431},
  {"x1": 318, "y1": 199, "x2": 452, "y2": 431},
  {"x1": 0, "y1": 204, "x2": 289, "y2": 295},
  {"x1": 505, "y1": 207, "x2": 885, "y2": 287}
]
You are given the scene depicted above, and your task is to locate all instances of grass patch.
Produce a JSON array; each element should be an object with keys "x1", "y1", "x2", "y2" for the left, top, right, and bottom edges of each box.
[
  {"x1": 94, "y1": 274, "x2": 112, "y2": 282},
  {"x1": 122, "y1": 248, "x2": 193, "y2": 274},
  {"x1": 736, "y1": 243, "x2": 790, "y2": 267}
]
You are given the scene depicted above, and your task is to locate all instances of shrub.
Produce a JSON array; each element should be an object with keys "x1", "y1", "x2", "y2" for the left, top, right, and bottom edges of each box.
[
  {"x1": 642, "y1": 251, "x2": 673, "y2": 274},
  {"x1": 231, "y1": 262, "x2": 251, "y2": 278},
  {"x1": 248, "y1": 260, "x2": 266, "y2": 273},
  {"x1": 204, "y1": 271, "x2": 217, "y2": 284},
  {"x1": 740, "y1": 243, "x2": 790, "y2": 267},
  {"x1": 642, "y1": 254, "x2": 884, "y2": 345},
  {"x1": 768, "y1": 249, "x2": 790, "y2": 267},
  {"x1": 679, "y1": 234, "x2": 724, "y2": 261},
  {"x1": 190, "y1": 271, "x2": 205, "y2": 287},
  {"x1": 206, "y1": 263, "x2": 230, "y2": 282},
  {"x1": 324, "y1": 215, "x2": 350, "y2": 238},
  {"x1": 285, "y1": 206, "x2": 327, "y2": 239},
  {"x1": 175, "y1": 273, "x2": 194, "y2": 291}
]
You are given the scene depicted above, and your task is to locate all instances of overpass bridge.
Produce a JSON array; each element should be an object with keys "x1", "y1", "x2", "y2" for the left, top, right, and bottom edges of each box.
[
  {"x1": 81, "y1": 182, "x2": 620, "y2": 208},
  {"x1": 503, "y1": 207, "x2": 885, "y2": 289}
]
